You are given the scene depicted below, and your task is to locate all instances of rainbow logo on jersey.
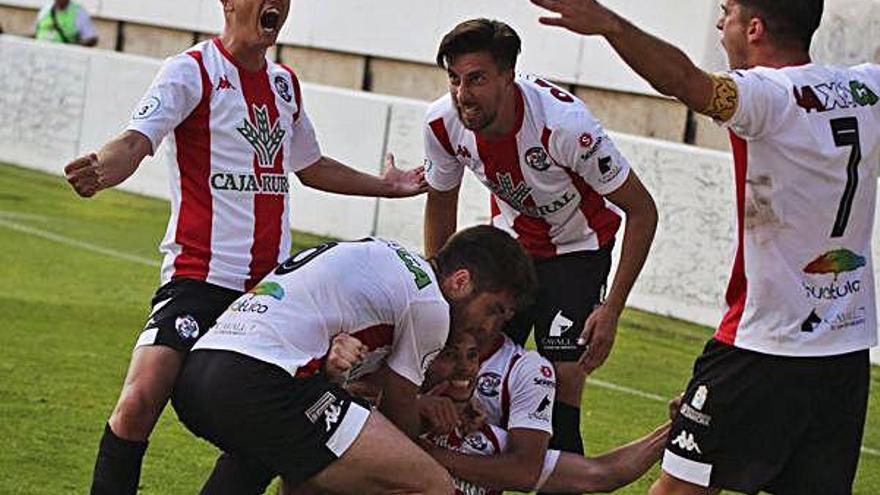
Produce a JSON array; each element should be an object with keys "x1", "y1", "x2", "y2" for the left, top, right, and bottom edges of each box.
[
  {"x1": 249, "y1": 281, "x2": 285, "y2": 300},
  {"x1": 803, "y1": 249, "x2": 866, "y2": 277}
]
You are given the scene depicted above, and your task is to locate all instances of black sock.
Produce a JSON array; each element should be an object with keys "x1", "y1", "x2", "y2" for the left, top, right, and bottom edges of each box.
[
  {"x1": 200, "y1": 453, "x2": 273, "y2": 495},
  {"x1": 540, "y1": 402, "x2": 584, "y2": 495},
  {"x1": 90, "y1": 423, "x2": 148, "y2": 495}
]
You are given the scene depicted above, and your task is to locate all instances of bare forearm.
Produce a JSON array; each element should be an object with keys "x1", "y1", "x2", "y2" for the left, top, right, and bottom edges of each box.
[
  {"x1": 589, "y1": 421, "x2": 670, "y2": 491},
  {"x1": 96, "y1": 131, "x2": 151, "y2": 189},
  {"x1": 603, "y1": 13, "x2": 709, "y2": 110},
  {"x1": 604, "y1": 198, "x2": 657, "y2": 313},
  {"x1": 298, "y1": 156, "x2": 394, "y2": 197},
  {"x1": 424, "y1": 189, "x2": 459, "y2": 258},
  {"x1": 430, "y1": 449, "x2": 541, "y2": 491}
]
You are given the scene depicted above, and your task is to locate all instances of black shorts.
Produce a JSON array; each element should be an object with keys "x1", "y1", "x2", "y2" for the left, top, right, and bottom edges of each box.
[
  {"x1": 504, "y1": 245, "x2": 612, "y2": 362},
  {"x1": 663, "y1": 339, "x2": 870, "y2": 495},
  {"x1": 171, "y1": 350, "x2": 372, "y2": 484},
  {"x1": 134, "y1": 278, "x2": 242, "y2": 352}
]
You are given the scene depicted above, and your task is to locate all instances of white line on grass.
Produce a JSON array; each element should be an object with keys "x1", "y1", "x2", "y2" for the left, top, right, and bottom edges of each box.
[
  {"x1": 2, "y1": 215, "x2": 878, "y2": 458},
  {"x1": 0, "y1": 217, "x2": 159, "y2": 268}
]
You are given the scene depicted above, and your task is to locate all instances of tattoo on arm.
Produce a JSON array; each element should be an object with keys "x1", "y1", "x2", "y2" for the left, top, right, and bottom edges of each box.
[{"x1": 700, "y1": 73, "x2": 739, "y2": 122}]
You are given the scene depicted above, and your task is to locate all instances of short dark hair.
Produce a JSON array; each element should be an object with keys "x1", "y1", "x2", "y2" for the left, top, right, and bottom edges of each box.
[
  {"x1": 434, "y1": 225, "x2": 536, "y2": 307},
  {"x1": 436, "y1": 18, "x2": 521, "y2": 71},
  {"x1": 737, "y1": 0, "x2": 823, "y2": 51}
]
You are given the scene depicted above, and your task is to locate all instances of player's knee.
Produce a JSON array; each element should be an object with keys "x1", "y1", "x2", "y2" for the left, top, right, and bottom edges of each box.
[{"x1": 109, "y1": 386, "x2": 165, "y2": 440}]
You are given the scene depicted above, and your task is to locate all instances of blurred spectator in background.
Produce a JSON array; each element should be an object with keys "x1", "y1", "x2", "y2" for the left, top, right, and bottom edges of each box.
[{"x1": 35, "y1": 0, "x2": 97, "y2": 46}]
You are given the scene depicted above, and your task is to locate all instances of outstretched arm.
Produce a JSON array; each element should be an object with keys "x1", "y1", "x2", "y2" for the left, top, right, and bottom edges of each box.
[
  {"x1": 541, "y1": 421, "x2": 671, "y2": 493},
  {"x1": 64, "y1": 130, "x2": 152, "y2": 198},
  {"x1": 531, "y1": 0, "x2": 736, "y2": 120},
  {"x1": 296, "y1": 153, "x2": 427, "y2": 198}
]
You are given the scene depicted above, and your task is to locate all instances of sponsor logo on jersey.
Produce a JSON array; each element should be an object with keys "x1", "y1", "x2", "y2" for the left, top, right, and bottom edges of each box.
[
  {"x1": 132, "y1": 96, "x2": 161, "y2": 120},
  {"x1": 464, "y1": 432, "x2": 489, "y2": 451},
  {"x1": 249, "y1": 281, "x2": 285, "y2": 300},
  {"x1": 679, "y1": 403, "x2": 712, "y2": 426},
  {"x1": 533, "y1": 376, "x2": 555, "y2": 388},
  {"x1": 691, "y1": 385, "x2": 708, "y2": 410},
  {"x1": 794, "y1": 79, "x2": 879, "y2": 113},
  {"x1": 174, "y1": 314, "x2": 200, "y2": 340},
  {"x1": 670, "y1": 430, "x2": 702, "y2": 454},
  {"x1": 802, "y1": 249, "x2": 866, "y2": 301},
  {"x1": 229, "y1": 297, "x2": 269, "y2": 314},
  {"x1": 216, "y1": 76, "x2": 235, "y2": 91},
  {"x1": 394, "y1": 246, "x2": 432, "y2": 289},
  {"x1": 273, "y1": 75, "x2": 292, "y2": 103},
  {"x1": 525, "y1": 147, "x2": 551, "y2": 171},
  {"x1": 210, "y1": 172, "x2": 289, "y2": 194},
  {"x1": 237, "y1": 104, "x2": 286, "y2": 167},
  {"x1": 487, "y1": 173, "x2": 577, "y2": 218},
  {"x1": 528, "y1": 395, "x2": 552, "y2": 422},
  {"x1": 457, "y1": 145, "x2": 472, "y2": 159},
  {"x1": 578, "y1": 133, "x2": 594, "y2": 148},
  {"x1": 801, "y1": 305, "x2": 867, "y2": 333},
  {"x1": 597, "y1": 156, "x2": 623, "y2": 184},
  {"x1": 579, "y1": 135, "x2": 604, "y2": 161},
  {"x1": 477, "y1": 372, "x2": 501, "y2": 397},
  {"x1": 540, "y1": 365, "x2": 553, "y2": 378}
]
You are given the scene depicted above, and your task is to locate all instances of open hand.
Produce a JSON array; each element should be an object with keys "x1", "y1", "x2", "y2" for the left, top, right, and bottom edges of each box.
[
  {"x1": 381, "y1": 153, "x2": 428, "y2": 197},
  {"x1": 530, "y1": 0, "x2": 619, "y2": 36}
]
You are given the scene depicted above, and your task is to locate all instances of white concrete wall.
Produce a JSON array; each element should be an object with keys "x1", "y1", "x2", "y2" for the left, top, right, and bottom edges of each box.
[{"x1": 1, "y1": 36, "x2": 877, "y2": 363}]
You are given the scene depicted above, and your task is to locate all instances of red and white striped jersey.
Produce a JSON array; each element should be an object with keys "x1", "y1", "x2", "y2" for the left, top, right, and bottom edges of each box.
[
  {"x1": 474, "y1": 334, "x2": 556, "y2": 434},
  {"x1": 425, "y1": 75, "x2": 630, "y2": 258},
  {"x1": 194, "y1": 238, "x2": 449, "y2": 386},
  {"x1": 425, "y1": 423, "x2": 560, "y2": 495},
  {"x1": 718, "y1": 63, "x2": 880, "y2": 356},
  {"x1": 128, "y1": 38, "x2": 322, "y2": 292}
]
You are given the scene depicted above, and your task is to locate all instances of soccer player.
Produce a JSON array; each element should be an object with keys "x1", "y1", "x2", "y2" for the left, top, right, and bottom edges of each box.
[
  {"x1": 530, "y1": 0, "x2": 879, "y2": 493},
  {"x1": 171, "y1": 226, "x2": 537, "y2": 494},
  {"x1": 63, "y1": 1, "x2": 427, "y2": 494},
  {"x1": 324, "y1": 330, "x2": 672, "y2": 494},
  {"x1": 422, "y1": 18, "x2": 658, "y2": 472}
]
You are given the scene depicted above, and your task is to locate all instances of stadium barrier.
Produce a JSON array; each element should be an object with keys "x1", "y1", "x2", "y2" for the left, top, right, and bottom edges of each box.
[
  {"x1": 0, "y1": 0, "x2": 723, "y2": 95},
  {"x1": 1, "y1": 35, "x2": 878, "y2": 364}
]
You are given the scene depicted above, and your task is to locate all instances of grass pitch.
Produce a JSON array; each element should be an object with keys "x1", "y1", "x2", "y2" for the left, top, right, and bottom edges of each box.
[{"x1": 0, "y1": 163, "x2": 877, "y2": 494}]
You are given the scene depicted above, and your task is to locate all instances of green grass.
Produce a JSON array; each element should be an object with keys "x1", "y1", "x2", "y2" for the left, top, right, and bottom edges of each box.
[{"x1": 0, "y1": 162, "x2": 877, "y2": 494}]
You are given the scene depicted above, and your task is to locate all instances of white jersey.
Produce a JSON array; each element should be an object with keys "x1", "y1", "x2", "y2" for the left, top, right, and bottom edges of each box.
[
  {"x1": 426, "y1": 423, "x2": 560, "y2": 495},
  {"x1": 717, "y1": 63, "x2": 880, "y2": 356},
  {"x1": 473, "y1": 335, "x2": 556, "y2": 434},
  {"x1": 128, "y1": 38, "x2": 322, "y2": 292},
  {"x1": 425, "y1": 75, "x2": 631, "y2": 258},
  {"x1": 193, "y1": 238, "x2": 449, "y2": 386}
]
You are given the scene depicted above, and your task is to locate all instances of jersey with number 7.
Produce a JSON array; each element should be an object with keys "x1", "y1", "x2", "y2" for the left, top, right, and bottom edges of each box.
[{"x1": 715, "y1": 63, "x2": 880, "y2": 356}]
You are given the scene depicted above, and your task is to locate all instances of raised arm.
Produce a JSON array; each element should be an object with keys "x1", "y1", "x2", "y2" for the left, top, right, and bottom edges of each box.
[
  {"x1": 531, "y1": 0, "x2": 737, "y2": 121},
  {"x1": 64, "y1": 130, "x2": 152, "y2": 198},
  {"x1": 296, "y1": 153, "x2": 427, "y2": 198}
]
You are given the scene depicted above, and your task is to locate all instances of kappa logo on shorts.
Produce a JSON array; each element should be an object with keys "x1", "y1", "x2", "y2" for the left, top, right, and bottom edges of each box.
[
  {"x1": 670, "y1": 430, "x2": 702, "y2": 454},
  {"x1": 306, "y1": 391, "x2": 338, "y2": 425},
  {"x1": 323, "y1": 402, "x2": 342, "y2": 432},
  {"x1": 174, "y1": 314, "x2": 200, "y2": 340},
  {"x1": 477, "y1": 372, "x2": 501, "y2": 398}
]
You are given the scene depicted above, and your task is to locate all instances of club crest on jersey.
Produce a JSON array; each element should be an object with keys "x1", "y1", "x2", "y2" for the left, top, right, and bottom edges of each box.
[
  {"x1": 274, "y1": 75, "x2": 292, "y2": 103},
  {"x1": 464, "y1": 433, "x2": 489, "y2": 451},
  {"x1": 525, "y1": 147, "x2": 551, "y2": 171},
  {"x1": 237, "y1": 104, "x2": 286, "y2": 168},
  {"x1": 477, "y1": 372, "x2": 501, "y2": 397}
]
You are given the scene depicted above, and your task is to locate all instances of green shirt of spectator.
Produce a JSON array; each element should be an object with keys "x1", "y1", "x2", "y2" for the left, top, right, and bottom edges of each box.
[{"x1": 35, "y1": 0, "x2": 98, "y2": 46}]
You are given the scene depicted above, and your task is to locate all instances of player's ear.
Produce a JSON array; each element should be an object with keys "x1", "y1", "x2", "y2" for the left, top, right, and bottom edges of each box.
[
  {"x1": 443, "y1": 268, "x2": 474, "y2": 299},
  {"x1": 746, "y1": 16, "x2": 766, "y2": 44},
  {"x1": 220, "y1": 0, "x2": 233, "y2": 15}
]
